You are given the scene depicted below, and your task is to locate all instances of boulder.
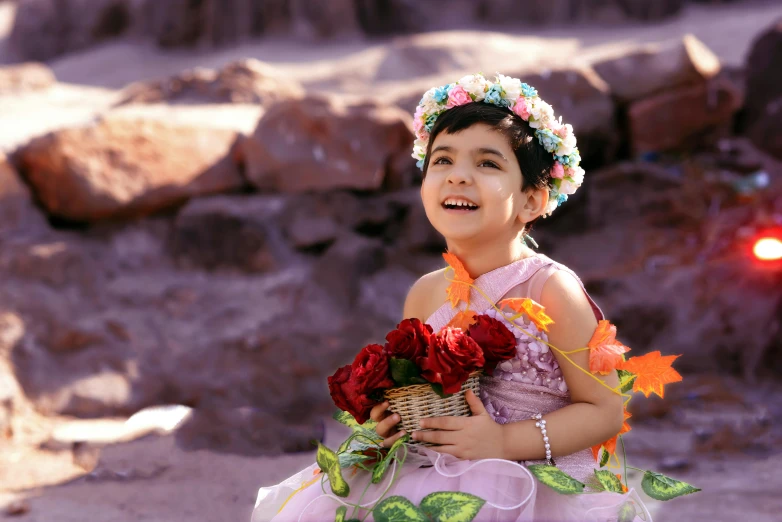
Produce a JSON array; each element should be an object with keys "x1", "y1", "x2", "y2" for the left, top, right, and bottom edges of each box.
[
  {"x1": 0, "y1": 153, "x2": 48, "y2": 238},
  {"x1": 240, "y1": 95, "x2": 413, "y2": 193},
  {"x1": 9, "y1": 0, "x2": 137, "y2": 61},
  {"x1": 0, "y1": 62, "x2": 56, "y2": 94},
  {"x1": 591, "y1": 35, "x2": 721, "y2": 103},
  {"x1": 627, "y1": 77, "x2": 742, "y2": 154},
  {"x1": 743, "y1": 19, "x2": 782, "y2": 159},
  {"x1": 170, "y1": 195, "x2": 295, "y2": 273},
  {"x1": 116, "y1": 59, "x2": 304, "y2": 106},
  {"x1": 15, "y1": 117, "x2": 245, "y2": 222}
]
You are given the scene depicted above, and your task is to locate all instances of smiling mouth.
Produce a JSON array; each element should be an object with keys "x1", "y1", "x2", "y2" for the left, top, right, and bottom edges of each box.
[{"x1": 442, "y1": 198, "x2": 480, "y2": 211}]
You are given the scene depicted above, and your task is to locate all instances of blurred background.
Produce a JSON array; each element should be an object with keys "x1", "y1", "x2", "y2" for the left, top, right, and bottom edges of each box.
[{"x1": 0, "y1": 0, "x2": 781, "y2": 520}]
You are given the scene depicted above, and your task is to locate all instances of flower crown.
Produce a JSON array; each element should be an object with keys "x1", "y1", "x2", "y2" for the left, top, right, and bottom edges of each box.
[{"x1": 411, "y1": 73, "x2": 584, "y2": 216}]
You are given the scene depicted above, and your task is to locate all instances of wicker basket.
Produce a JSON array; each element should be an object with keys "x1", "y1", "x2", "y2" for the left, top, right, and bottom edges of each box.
[{"x1": 383, "y1": 372, "x2": 481, "y2": 446}]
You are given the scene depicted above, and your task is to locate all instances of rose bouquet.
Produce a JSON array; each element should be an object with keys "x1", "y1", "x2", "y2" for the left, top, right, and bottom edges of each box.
[{"x1": 328, "y1": 315, "x2": 517, "y2": 428}]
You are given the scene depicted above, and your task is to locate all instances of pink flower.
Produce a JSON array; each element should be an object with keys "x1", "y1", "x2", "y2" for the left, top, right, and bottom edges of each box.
[
  {"x1": 512, "y1": 96, "x2": 530, "y2": 120},
  {"x1": 413, "y1": 105, "x2": 425, "y2": 134},
  {"x1": 551, "y1": 162, "x2": 565, "y2": 179},
  {"x1": 554, "y1": 124, "x2": 568, "y2": 139},
  {"x1": 446, "y1": 85, "x2": 472, "y2": 108}
]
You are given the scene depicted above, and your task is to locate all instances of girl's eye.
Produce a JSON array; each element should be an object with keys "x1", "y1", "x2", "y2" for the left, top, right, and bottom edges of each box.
[
  {"x1": 433, "y1": 157, "x2": 452, "y2": 165},
  {"x1": 479, "y1": 160, "x2": 500, "y2": 169}
]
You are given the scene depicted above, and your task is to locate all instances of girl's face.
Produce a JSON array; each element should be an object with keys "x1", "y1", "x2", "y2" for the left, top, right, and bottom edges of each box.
[{"x1": 421, "y1": 124, "x2": 542, "y2": 247}]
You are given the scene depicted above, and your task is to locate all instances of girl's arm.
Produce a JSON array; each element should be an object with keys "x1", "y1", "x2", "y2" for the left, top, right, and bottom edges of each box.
[{"x1": 499, "y1": 271, "x2": 625, "y2": 461}]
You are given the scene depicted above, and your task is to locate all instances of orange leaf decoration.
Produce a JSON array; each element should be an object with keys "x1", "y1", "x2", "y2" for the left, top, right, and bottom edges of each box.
[
  {"x1": 591, "y1": 408, "x2": 632, "y2": 460},
  {"x1": 618, "y1": 351, "x2": 682, "y2": 398},
  {"x1": 443, "y1": 252, "x2": 474, "y2": 308},
  {"x1": 447, "y1": 310, "x2": 477, "y2": 331},
  {"x1": 615, "y1": 474, "x2": 629, "y2": 493},
  {"x1": 498, "y1": 297, "x2": 555, "y2": 332},
  {"x1": 588, "y1": 321, "x2": 630, "y2": 375}
]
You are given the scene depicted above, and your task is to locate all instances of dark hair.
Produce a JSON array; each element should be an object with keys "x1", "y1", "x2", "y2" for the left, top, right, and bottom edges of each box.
[{"x1": 422, "y1": 103, "x2": 554, "y2": 191}]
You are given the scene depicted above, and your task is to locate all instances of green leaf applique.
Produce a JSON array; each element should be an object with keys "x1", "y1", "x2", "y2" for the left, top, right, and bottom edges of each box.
[
  {"x1": 338, "y1": 452, "x2": 372, "y2": 469},
  {"x1": 373, "y1": 496, "x2": 428, "y2": 522},
  {"x1": 420, "y1": 491, "x2": 486, "y2": 522},
  {"x1": 617, "y1": 369, "x2": 637, "y2": 394},
  {"x1": 599, "y1": 447, "x2": 610, "y2": 468},
  {"x1": 316, "y1": 442, "x2": 350, "y2": 497},
  {"x1": 333, "y1": 411, "x2": 382, "y2": 444},
  {"x1": 641, "y1": 471, "x2": 701, "y2": 501},
  {"x1": 594, "y1": 470, "x2": 625, "y2": 493},
  {"x1": 371, "y1": 435, "x2": 408, "y2": 484},
  {"x1": 527, "y1": 464, "x2": 586, "y2": 495},
  {"x1": 618, "y1": 501, "x2": 637, "y2": 522},
  {"x1": 335, "y1": 505, "x2": 347, "y2": 522}
]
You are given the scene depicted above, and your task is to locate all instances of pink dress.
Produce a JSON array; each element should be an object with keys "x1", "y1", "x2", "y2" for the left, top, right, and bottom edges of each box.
[{"x1": 252, "y1": 254, "x2": 652, "y2": 522}]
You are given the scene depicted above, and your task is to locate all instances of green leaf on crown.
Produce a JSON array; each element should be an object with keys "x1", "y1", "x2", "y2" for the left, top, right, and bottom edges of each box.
[
  {"x1": 373, "y1": 496, "x2": 427, "y2": 522},
  {"x1": 599, "y1": 447, "x2": 611, "y2": 468},
  {"x1": 618, "y1": 501, "x2": 637, "y2": 522},
  {"x1": 527, "y1": 465, "x2": 586, "y2": 495},
  {"x1": 335, "y1": 506, "x2": 347, "y2": 522},
  {"x1": 594, "y1": 470, "x2": 625, "y2": 493},
  {"x1": 371, "y1": 435, "x2": 408, "y2": 484},
  {"x1": 316, "y1": 442, "x2": 349, "y2": 497},
  {"x1": 390, "y1": 358, "x2": 428, "y2": 387},
  {"x1": 420, "y1": 492, "x2": 486, "y2": 522},
  {"x1": 617, "y1": 370, "x2": 637, "y2": 394},
  {"x1": 333, "y1": 411, "x2": 382, "y2": 445},
  {"x1": 641, "y1": 471, "x2": 701, "y2": 501}
]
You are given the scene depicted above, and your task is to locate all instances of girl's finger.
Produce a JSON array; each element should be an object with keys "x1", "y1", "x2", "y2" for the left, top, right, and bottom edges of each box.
[
  {"x1": 369, "y1": 401, "x2": 390, "y2": 422},
  {"x1": 375, "y1": 412, "x2": 401, "y2": 438},
  {"x1": 382, "y1": 429, "x2": 407, "y2": 449}
]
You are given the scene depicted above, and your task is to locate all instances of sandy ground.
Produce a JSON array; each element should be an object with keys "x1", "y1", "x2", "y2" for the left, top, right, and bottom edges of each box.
[{"x1": 2, "y1": 1, "x2": 782, "y2": 521}]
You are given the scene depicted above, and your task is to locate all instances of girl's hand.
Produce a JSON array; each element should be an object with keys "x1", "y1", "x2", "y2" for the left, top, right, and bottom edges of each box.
[
  {"x1": 370, "y1": 401, "x2": 407, "y2": 449},
  {"x1": 411, "y1": 390, "x2": 506, "y2": 460}
]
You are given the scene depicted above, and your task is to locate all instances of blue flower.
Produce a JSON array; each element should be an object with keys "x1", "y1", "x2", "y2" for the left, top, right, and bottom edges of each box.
[
  {"x1": 555, "y1": 149, "x2": 581, "y2": 168},
  {"x1": 416, "y1": 158, "x2": 425, "y2": 170},
  {"x1": 535, "y1": 128, "x2": 562, "y2": 154},
  {"x1": 521, "y1": 83, "x2": 537, "y2": 97},
  {"x1": 433, "y1": 85, "x2": 451, "y2": 103},
  {"x1": 556, "y1": 193, "x2": 568, "y2": 207},
  {"x1": 424, "y1": 113, "x2": 439, "y2": 133},
  {"x1": 484, "y1": 84, "x2": 505, "y2": 106}
]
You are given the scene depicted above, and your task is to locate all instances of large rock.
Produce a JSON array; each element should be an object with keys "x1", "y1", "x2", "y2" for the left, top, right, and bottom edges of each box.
[
  {"x1": 627, "y1": 77, "x2": 742, "y2": 154},
  {"x1": 240, "y1": 95, "x2": 413, "y2": 193},
  {"x1": 744, "y1": 19, "x2": 782, "y2": 159},
  {"x1": 591, "y1": 35, "x2": 721, "y2": 103},
  {"x1": 116, "y1": 59, "x2": 304, "y2": 106},
  {"x1": 9, "y1": 0, "x2": 138, "y2": 61},
  {"x1": 0, "y1": 153, "x2": 48, "y2": 238},
  {"x1": 0, "y1": 63, "x2": 56, "y2": 94},
  {"x1": 15, "y1": 117, "x2": 245, "y2": 222},
  {"x1": 170, "y1": 195, "x2": 295, "y2": 273}
]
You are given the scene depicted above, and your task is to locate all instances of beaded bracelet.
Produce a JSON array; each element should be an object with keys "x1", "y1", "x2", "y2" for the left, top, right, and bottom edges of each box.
[{"x1": 532, "y1": 413, "x2": 553, "y2": 465}]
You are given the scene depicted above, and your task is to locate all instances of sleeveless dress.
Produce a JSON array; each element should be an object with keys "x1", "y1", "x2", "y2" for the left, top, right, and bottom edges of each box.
[{"x1": 252, "y1": 254, "x2": 652, "y2": 522}]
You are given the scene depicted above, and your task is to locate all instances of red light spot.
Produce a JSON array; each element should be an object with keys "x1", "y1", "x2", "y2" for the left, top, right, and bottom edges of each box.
[{"x1": 754, "y1": 237, "x2": 782, "y2": 261}]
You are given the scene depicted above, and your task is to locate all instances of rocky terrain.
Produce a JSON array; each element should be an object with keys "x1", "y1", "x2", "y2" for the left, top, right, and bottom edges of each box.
[{"x1": 0, "y1": 1, "x2": 781, "y2": 520}]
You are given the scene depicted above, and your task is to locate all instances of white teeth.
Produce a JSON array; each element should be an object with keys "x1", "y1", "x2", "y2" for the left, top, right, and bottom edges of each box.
[{"x1": 444, "y1": 198, "x2": 477, "y2": 208}]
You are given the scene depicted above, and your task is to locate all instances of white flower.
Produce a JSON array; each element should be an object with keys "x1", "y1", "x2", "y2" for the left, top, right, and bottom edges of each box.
[
  {"x1": 420, "y1": 87, "x2": 437, "y2": 107},
  {"x1": 556, "y1": 125, "x2": 577, "y2": 156},
  {"x1": 559, "y1": 178, "x2": 578, "y2": 195},
  {"x1": 544, "y1": 198, "x2": 559, "y2": 216},
  {"x1": 458, "y1": 74, "x2": 490, "y2": 100},
  {"x1": 412, "y1": 139, "x2": 427, "y2": 159},
  {"x1": 568, "y1": 166, "x2": 585, "y2": 185},
  {"x1": 528, "y1": 99, "x2": 554, "y2": 129},
  {"x1": 497, "y1": 73, "x2": 522, "y2": 103}
]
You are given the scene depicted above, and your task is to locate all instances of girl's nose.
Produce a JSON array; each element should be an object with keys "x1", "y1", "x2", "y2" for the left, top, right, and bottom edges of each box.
[{"x1": 446, "y1": 166, "x2": 473, "y2": 185}]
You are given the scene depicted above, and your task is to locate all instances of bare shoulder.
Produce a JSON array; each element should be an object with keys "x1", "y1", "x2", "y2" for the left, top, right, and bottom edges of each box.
[
  {"x1": 402, "y1": 268, "x2": 448, "y2": 321},
  {"x1": 540, "y1": 270, "x2": 598, "y2": 337}
]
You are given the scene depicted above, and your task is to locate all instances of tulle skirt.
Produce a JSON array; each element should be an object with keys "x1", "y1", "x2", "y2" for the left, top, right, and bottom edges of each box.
[{"x1": 252, "y1": 445, "x2": 651, "y2": 522}]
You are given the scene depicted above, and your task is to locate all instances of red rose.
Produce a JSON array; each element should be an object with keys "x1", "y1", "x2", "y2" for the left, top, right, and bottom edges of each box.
[
  {"x1": 467, "y1": 315, "x2": 517, "y2": 375},
  {"x1": 352, "y1": 344, "x2": 395, "y2": 392},
  {"x1": 420, "y1": 327, "x2": 485, "y2": 394},
  {"x1": 328, "y1": 364, "x2": 355, "y2": 414},
  {"x1": 385, "y1": 318, "x2": 433, "y2": 362},
  {"x1": 328, "y1": 344, "x2": 395, "y2": 424}
]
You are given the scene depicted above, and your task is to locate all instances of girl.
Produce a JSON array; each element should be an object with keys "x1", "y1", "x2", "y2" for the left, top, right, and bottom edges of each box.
[{"x1": 253, "y1": 73, "x2": 652, "y2": 521}]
